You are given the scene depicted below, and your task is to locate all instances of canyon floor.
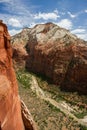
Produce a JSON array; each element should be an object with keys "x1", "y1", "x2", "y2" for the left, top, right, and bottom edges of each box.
[{"x1": 17, "y1": 69, "x2": 87, "y2": 130}]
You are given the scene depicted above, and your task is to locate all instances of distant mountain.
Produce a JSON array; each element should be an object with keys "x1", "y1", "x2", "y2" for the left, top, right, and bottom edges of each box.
[{"x1": 11, "y1": 22, "x2": 87, "y2": 94}]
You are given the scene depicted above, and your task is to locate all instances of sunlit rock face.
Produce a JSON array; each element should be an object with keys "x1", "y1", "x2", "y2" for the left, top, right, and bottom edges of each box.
[
  {"x1": 0, "y1": 21, "x2": 25, "y2": 130},
  {"x1": 12, "y1": 22, "x2": 87, "y2": 94}
]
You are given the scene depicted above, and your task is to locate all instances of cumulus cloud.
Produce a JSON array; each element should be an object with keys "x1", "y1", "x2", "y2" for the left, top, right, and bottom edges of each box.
[
  {"x1": 68, "y1": 12, "x2": 77, "y2": 18},
  {"x1": 57, "y1": 19, "x2": 73, "y2": 29},
  {"x1": 8, "y1": 18, "x2": 22, "y2": 27},
  {"x1": 34, "y1": 10, "x2": 60, "y2": 20},
  {"x1": 9, "y1": 29, "x2": 22, "y2": 36}
]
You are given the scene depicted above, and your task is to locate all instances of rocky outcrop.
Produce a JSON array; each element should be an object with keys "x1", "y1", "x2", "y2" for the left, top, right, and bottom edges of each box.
[
  {"x1": 0, "y1": 20, "x2": 25, "y2": 130},
  {"x1": 21, "y1": 100, "x2": 38, "y2": 130},
  {"x1": 11, "y1": 28, "x2": 30, "y2": 69},
  {"x1": 0, "y1": 21, "x2": 37, "y2": 130},
  {"x1": 12, "y1": 22, "x2": 87, "y2": 94},
  {"x1": 12, "y1": 44, "x2": 28, "y2": 69}
]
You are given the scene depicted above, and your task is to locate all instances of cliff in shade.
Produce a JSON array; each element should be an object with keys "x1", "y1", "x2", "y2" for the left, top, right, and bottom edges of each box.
[
  {"x1": 0, "y1": 21, "x2": 37, "y2": 130},
  {"x1": 12, "y1": 22, "x2": 87, "y2": 94}
]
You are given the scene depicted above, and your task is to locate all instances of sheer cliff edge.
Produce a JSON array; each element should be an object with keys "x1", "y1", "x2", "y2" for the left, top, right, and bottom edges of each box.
[{"x1": 0, "y1": 21, "x2": 37, "y2": 130}]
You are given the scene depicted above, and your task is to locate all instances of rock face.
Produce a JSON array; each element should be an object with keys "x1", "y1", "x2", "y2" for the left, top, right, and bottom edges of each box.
[
  {"x1": 0, "y1": 21, "x2": 37, "y2": 130},
  {"x1": 0, "y1": 21, "x2": 25, "y2": 130},
  {"x1": 12, "y1": 23, "x2": 87, "y2": 94},
  {"x1": 12, "y1": 44, "x2": 28, "y2": 69},
  {"x1": 11, "y1": 28, "x2": 30, "y2": 69},
  {"x1": 21, "y1": 100, "x2": 38, "y2": 130}
]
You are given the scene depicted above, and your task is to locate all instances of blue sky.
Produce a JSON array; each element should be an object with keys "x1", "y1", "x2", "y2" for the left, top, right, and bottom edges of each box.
[{"x1": 0, "y1": 0, "x2": 87, "y2": 41}]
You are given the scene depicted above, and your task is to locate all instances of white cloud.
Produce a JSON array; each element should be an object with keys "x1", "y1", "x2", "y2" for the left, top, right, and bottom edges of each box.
[
  {"x1": 76, "y1": 34, "x2": 87, "y2": 41},
  {"x1": 9, "y1": 29, "x2": 22, "y2": 36},
  {"x1": 54, "y1": 9, "x2": 59, "y2": 14},
  {"x1": 57, "y1": 19, "x2": 73, "y2": 29},
  {"x1": 0, "y1": 0, "x2": 34, "y2": 28},
  {"x1": 68, "y1": 12, "x2": 77, "y2": 18},
  {"x1": 2, "y1": 0, "x2": 30, "y2": 14},
  {"x1": 71, "y1": 29, "x2": 86, "y2": 34},
  {"x1": 85, "y1": 10, "x2": 87, "y2": 13},
  {"x1": 8, "y1": 18, "x2": 22, "y2": 27},
  {"x1": 34, "y1": 10, "x2": 60, "y2": 20},
  {"x1": 71, "y1": 28, "x2": 87, "y2": 41}
]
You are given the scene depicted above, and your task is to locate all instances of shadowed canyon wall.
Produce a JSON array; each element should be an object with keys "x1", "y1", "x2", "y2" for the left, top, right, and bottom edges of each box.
[{"x1": 12, "y1": 23, "x2": 87, "y2": 94}]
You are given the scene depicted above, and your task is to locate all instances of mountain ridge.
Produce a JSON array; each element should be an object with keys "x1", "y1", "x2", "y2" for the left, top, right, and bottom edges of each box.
[{"x1": 11, "y1": 22, "x2": 87, "y2": 94}]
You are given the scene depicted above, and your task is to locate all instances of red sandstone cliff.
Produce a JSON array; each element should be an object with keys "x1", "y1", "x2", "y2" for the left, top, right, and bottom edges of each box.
[
  {"x1": 0, "y1": 20, "x2": 25, "y2": 130},
  {"x1": 12, "y1": 23, "x2": 87, "y2": 94},
  {"x1": 0, "y1": 21, "x2": 37, "y2": 130}
]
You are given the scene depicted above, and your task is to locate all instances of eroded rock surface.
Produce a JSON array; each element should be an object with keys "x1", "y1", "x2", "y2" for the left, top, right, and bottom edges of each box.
[
  {"x1": 21, "y1": 100, "x2": 38, "y2": 130},
  {"x1": 0, "y1": 21, "x2": 37, "y2": 130},
  {"x1": 0, "y1": 20, "x2": 25, "y2": 130},
  {"x1": 12, "y1": 28, "x2": 30, "y2": 69},
  {"x1": 12, "y1": 23, "x2": 87, "y2": 94}
]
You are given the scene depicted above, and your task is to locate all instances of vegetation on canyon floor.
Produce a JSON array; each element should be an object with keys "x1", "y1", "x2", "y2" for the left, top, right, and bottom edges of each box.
[{"x1": 16, "y1": 69, "x2": 87, "y2": 130}]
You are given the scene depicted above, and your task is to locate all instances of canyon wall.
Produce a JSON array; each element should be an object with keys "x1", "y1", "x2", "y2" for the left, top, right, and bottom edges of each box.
[
  {"x1": 0, "y1": 21, "x2": 25, "y2": 130},
  {"x1": 0, "y1": 21, "x2": 37, "y2": 130},
  {"x1": 12, "y1": 23, "x2": 87, "y2": 94}
]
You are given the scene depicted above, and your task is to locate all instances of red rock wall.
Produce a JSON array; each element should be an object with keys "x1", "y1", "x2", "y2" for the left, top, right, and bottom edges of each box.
[
  {"x1": 26, "y1": 42, "x2": 87, "y2": 94},
  {"x1": 12, "y1": 23, "x2": 87, "y2": 94},
  {"x1": 26, "y1": 36, "x2": 87, "y2": 94},
  {"x1": 0, "y1": 22, "x2": 25, "y2": 130},
  {"x1": 61, "y1": 44, "x2": 87, "y2": 94}
]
